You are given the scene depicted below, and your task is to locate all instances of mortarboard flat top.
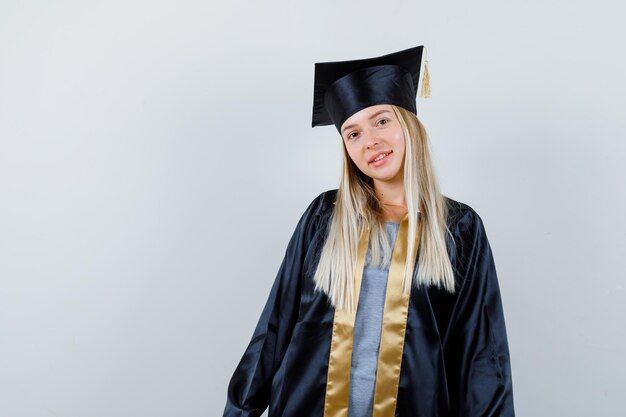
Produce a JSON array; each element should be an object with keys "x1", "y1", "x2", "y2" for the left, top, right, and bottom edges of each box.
[{"x1": 312, "y1": 45, "x2": 426, "y2": 133}]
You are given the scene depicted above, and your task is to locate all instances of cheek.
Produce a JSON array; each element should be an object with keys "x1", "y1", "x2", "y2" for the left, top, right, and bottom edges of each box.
[
  {"x1": 394, "y1": 132, "x2": 405, "y2": 156},
  {"x1": 344, "y1": 148, "x2": 361, "y2": 168},
  {"x1": 345, "y1": 146, "x2": 363, "y2": 165},
  {"x1": 346, "y1": 149, "x2": 370, "y2": 173}
]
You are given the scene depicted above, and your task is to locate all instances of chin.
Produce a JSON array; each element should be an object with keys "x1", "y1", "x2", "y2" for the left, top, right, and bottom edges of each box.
[
  {"x1": 367, "y1": 168, "x2": 401, "y2": 181},
  {"x1": 369, "y1": 174, "x2": 398, "y2": 182}
]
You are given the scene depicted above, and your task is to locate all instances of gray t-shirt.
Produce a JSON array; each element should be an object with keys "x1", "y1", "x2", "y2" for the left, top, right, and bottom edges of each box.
[{"x1": 348, "y1": 221, "x2": 400, "y2": 417}]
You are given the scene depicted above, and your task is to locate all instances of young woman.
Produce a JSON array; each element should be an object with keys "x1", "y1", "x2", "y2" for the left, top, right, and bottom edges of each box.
[{"x1": 223, "y1": 45, "x2": 515, "y2": 417}]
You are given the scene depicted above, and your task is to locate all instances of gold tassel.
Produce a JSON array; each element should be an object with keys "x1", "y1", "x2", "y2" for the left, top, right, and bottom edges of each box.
[{"x1": 419, "y1": 57, "x2": 431, "y2": 98}]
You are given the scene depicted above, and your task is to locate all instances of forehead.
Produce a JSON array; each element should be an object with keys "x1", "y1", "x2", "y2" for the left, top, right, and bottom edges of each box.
[{"x1": 341, "y1": 104, "x2": 394, "y2": 132}]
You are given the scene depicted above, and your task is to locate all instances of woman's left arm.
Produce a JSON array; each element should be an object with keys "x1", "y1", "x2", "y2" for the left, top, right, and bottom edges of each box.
[{"x1": 445, "y1": 207, "x2": 516, "y2": 417}]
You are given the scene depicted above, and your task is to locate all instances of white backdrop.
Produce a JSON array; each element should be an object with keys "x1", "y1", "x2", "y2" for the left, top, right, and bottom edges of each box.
[{"x1": 1, "y1": 1, "x2": 625, "y2": 416}]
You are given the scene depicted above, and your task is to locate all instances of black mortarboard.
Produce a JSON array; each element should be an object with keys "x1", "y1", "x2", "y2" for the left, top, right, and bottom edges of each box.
[{"x1": 311, "y1": 45, "x2": 430, "y2": 133}]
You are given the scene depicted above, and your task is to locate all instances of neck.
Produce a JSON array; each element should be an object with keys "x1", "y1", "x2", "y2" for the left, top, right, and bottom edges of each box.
[
  {"x1": 374, "y1": 178, "x2": 405, "y2": 206},
  {"x1": 374, "y1": 178, "x2": 407, "y2": 223}
]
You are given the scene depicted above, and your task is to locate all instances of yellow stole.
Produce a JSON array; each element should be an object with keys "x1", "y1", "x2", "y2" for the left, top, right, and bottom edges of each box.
[{"x1": 323, "y1": 214, "x2": 419, "y2": 417}]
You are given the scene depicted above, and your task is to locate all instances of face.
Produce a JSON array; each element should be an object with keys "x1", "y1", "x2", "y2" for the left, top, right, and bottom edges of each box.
[{"x1": 340, "y1": 104, "x2": 405, "y2": 185}]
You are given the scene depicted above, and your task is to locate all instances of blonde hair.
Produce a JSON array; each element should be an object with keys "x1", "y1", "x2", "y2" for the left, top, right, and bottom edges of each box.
[{"x1": 313, "y1": 105, "x2": 455, "y2": 313}]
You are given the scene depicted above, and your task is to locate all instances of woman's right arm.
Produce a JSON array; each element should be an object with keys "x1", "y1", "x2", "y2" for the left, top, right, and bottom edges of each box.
[{"x1": 222, "y1": 191, "x2": 327, "y2": 417}]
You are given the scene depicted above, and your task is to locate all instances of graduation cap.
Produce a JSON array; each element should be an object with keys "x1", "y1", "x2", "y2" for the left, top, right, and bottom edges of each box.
[{"x1": 312, "y1": 45, "x2": 430, "y2": 133}]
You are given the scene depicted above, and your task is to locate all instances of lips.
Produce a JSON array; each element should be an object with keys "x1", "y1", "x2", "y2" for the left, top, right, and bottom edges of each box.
[{"x1": 369, "y1": 150, "x2": 393, "y2": 163}]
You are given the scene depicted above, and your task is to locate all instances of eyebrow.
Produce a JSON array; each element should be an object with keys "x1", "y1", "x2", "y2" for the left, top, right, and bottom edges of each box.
[{"x1": 341, "y1": 110, "x2": 392, "y2": 134}]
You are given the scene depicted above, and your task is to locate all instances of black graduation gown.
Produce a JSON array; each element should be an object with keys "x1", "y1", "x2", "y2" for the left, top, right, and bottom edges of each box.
[{"x1": 222, "y1": 189, "x2": 515, "y2": 417}]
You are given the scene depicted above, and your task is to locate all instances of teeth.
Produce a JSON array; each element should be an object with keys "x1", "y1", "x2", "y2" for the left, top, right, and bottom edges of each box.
[{"x1": 373, "y1": 152, "x2": 388, "y2": 162}]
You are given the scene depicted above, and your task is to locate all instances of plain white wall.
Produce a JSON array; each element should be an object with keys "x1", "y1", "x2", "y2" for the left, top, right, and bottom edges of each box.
[{"x1": 1, "y1": 0, "x2": 625, "y2": 416}]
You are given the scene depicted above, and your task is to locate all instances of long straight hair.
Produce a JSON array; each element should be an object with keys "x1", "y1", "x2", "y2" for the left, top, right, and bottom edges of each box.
[{"x1": 313, "y1": 105, "x2": 455, "y2": 313}]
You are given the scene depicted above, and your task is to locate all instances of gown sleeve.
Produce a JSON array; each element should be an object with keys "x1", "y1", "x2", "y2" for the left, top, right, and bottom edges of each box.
[
  {"x1": 222, "y1": 192, "x2": 325, "y2": 417},
  {"x1": 445, "y1": 207, "x2": 516, "y2": 417}
]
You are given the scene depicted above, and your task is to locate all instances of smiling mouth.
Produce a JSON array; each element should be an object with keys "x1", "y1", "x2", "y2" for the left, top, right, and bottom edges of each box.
[{"x1": 369, "y1": 150, "x2": 393, "y2": 164}]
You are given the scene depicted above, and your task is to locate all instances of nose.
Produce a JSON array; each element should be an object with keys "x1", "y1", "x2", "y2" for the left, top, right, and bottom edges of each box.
[{"x1": 363, "y1": 127, "x2": 381, "y2": 149}]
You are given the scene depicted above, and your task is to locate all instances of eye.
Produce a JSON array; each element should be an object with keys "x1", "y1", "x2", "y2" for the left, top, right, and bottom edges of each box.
[
  {"x1": 377, "y1": 118, "x2": 389, "y2": 126},
  {"x1": 347, "y1": 131, "x2": 359, "y2": 140}
]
